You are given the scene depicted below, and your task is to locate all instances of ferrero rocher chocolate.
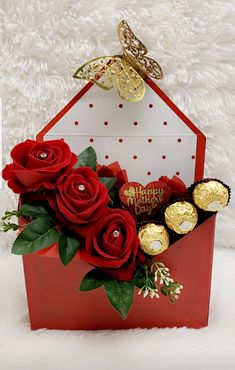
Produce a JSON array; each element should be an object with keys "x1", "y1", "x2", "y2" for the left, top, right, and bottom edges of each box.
[
  {"x1": 164, "y1": 201, "x2": 198, "y2": 234},
  {"x1": 192, "y1": 180, "x2": 229, "y2": 212},
  {"x1": 138, "y1": 223, "x2": 169, "y2": 255}
]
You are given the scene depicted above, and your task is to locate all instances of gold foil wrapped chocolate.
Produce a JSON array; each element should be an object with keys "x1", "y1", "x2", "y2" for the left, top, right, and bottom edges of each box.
[
  {"x1": 192, "y1": 180, "x2": 229, "y2": 212},
  {"x1": 138, "y1": 223, "x2": 169, "y2": 255},
  {"x1": 164, "y1": 201, "x2": 198, "y2": 234}
]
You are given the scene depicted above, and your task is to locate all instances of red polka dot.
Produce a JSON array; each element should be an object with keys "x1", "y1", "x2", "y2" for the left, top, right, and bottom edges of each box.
[
  {"x1": 119, "y1": 138, "x2": 123, "y2": 143},
  {"x1": 89, "y1": 104, "x2": 93, "y2": 108},
  {"x1": 191, "y1": 155, "x2": 195, "y2": 159},
  {"x1": 177, "y1": 138, "x2": 182, "y2": 143},
  {"x1": 74, "y1": 121, "x2": 79, "y2": 126},
  {"x1": 133, "y1": 121, "x2": 138, "y2": 126},
  {"x1": 148, "y1": 138, "x2": 152, "y2": 143},
  {"x1": 119, "y1": 104, "x2": 123, "y2": 108},
  {"x1": 149, "y1": 104, "x2": 153, "y2": 108},
  {"x1": 89, "y1": 138, "x2": 94, "y2": 143},
  {"x1": 147, "y1": 171, "x2": 151, "y2": 176},
  {"x1": 163, "y1": 121, "x2": 167, "y2": 126},
  {"x1": 133, "y1": 155, "x2": 137, "y2": 159},
  {"x1": 176, "y1": 171, "x2": 180, "y2": 175},
  {"x1": 104, "y1": 121, "x2": 109, "y2": 126},
  {"x1": 105, "y1": 155, "x2": 109, "y2": 159},
  {"x1": 162, "y1": 155, "x2": 166, "y2": 159}
]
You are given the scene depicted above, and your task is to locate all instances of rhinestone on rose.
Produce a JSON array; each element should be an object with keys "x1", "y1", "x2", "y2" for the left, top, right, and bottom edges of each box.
[
  {"x1": 113, "y1": 230, "x2": 120, "y2": 238},
  {"x1": 40, "y1": 152, "x2": 48, "y2": 159},
  {"x1": 78, "y1": 184, "x2": 85, "y2": 192}
]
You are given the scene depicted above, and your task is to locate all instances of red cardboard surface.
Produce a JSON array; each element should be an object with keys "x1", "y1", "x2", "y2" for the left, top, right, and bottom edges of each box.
[{"x1": 22, "y1": 215, "x2": 216, "y2": 330}]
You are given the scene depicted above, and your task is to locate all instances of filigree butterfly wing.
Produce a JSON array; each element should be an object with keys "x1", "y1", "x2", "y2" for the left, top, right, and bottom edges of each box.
[
  {"x1": 118, "y1": 20, "x2": 147, "y2": 59},
  {"x1": 73, "y1": 55, "x2": 145, "y2": 102},
  {"x1": 73, "y1": 56, "x2": 117, "y2": 90},
  {"x1": 118, "y1": 20, "x2": 163, "y2": 80},
  {"x1": 110, "y1": 57, "x2": 145, "y2": 102},
  {"x1": 137, "y1": 56, "x2": 163, "y2": 79}
]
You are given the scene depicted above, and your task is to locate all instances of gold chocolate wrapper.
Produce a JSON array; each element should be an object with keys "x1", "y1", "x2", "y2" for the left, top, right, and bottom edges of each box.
[
  {"x1": 138, "y1": 223, "x2": 169, "y2": 255},
  {"x1": 192, "y1": 180, "x2": 229, "y2": 212},
  {"x1": 164, "y1": 201, "x2": 198, "y2": 234}
]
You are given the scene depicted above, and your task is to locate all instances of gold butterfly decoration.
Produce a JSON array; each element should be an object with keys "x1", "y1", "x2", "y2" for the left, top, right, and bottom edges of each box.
[{"x1": 73, "y1": 20, "x2": 163, "y2": 102}]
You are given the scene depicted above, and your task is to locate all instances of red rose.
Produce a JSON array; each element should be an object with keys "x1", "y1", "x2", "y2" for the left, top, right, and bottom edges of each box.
[
  {"x1": 97, "y1": 161, "x2": 128, "y2": 188},
  {"x1": 47, "y1": 167, "x2": 110, "y2": 236},
  {"x1": 78, "y1": 208, "x2": 139, "y2": 281},
  {"x1": 2, "y1": 139, "x2": 77, "y2": 194}
]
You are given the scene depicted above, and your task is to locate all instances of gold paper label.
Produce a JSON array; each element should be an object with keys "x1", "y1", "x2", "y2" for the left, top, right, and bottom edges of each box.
[{"x1": 124, "y1": 186, "x2": 164, "y2": 216}]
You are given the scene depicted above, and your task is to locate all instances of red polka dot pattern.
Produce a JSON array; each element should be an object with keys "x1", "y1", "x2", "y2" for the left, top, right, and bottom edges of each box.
[{"x1": 64, "y1": 90, "x2": 199, "y2": 186}]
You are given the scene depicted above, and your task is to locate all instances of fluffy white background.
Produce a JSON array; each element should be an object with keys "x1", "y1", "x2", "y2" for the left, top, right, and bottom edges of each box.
[{"x1": 0, "y1": 0, "x2": 235, "y2": 369}]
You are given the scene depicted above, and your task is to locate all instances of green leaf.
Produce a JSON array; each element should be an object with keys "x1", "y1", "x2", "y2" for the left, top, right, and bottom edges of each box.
[
  {"x1": 133, "y1": 267, "x2": 146, "y2": 289},
  {"x1": 108, "y1": 186, "x2": 121, "y2": 208},
  {"x1": 21, "y1": 203, "x2": 51, "y2": 219},
  {"x1": 80, "y1": 269, "x2": 107, "y2": 291},
  {"x1": 75, "y1": 146, "x2": 97, "y2": 170},
  {"x1": 12, "y1": 217, "x2": 60, "y2": 255},
  {"x1": 58, "y1": 234, "x2": 80, "y2": 265},
  {"x1": 98, "y1": 177, "x2": 117, "y2": 191},
  {"x1": 133, "y1": 266, "x2": 155, "y2": 289},
  {"x1": 104, "y1": 280, "x2": 134, "y2": 319},
  {"x1": 160, "y1": 287, "x2": 168, "y2": 296}
]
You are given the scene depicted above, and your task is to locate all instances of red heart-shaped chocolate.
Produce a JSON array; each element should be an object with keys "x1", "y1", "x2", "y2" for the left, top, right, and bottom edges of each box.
[{"x1": 119, "y1": 181, "x2": 171, "y2": 219}]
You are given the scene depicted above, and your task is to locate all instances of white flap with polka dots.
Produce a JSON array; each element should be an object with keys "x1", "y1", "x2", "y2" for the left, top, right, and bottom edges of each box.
[{"x1": 39, "y1": 80, "x2": 205, "y2": 186}]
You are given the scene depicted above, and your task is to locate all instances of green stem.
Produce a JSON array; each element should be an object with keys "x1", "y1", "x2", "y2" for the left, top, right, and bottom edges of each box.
[{"x1": 2, "y1": 210, "x2": 21, "y2": 221}]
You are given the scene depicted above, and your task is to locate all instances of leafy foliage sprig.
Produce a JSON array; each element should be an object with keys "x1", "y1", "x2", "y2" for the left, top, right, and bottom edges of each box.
[{"x1": 134, "y1": 261, "x2": 183, "y2": 303}]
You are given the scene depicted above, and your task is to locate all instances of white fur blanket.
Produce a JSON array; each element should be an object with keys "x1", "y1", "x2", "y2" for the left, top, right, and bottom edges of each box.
[
  {"x1": 0, "y1": 1, "x2": 235, "y2": 369},
  {"x1": 0, "y1": 0, "x2": 234, "y2": 247}
]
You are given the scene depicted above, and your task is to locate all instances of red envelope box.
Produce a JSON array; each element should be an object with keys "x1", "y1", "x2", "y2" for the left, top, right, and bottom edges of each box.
[
  {"x1": 22, "y1": 78, "x2": 214, "y2": 329},
  {"x1": 22, "y1": 215, "x2": 216, "y2": 330}
]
